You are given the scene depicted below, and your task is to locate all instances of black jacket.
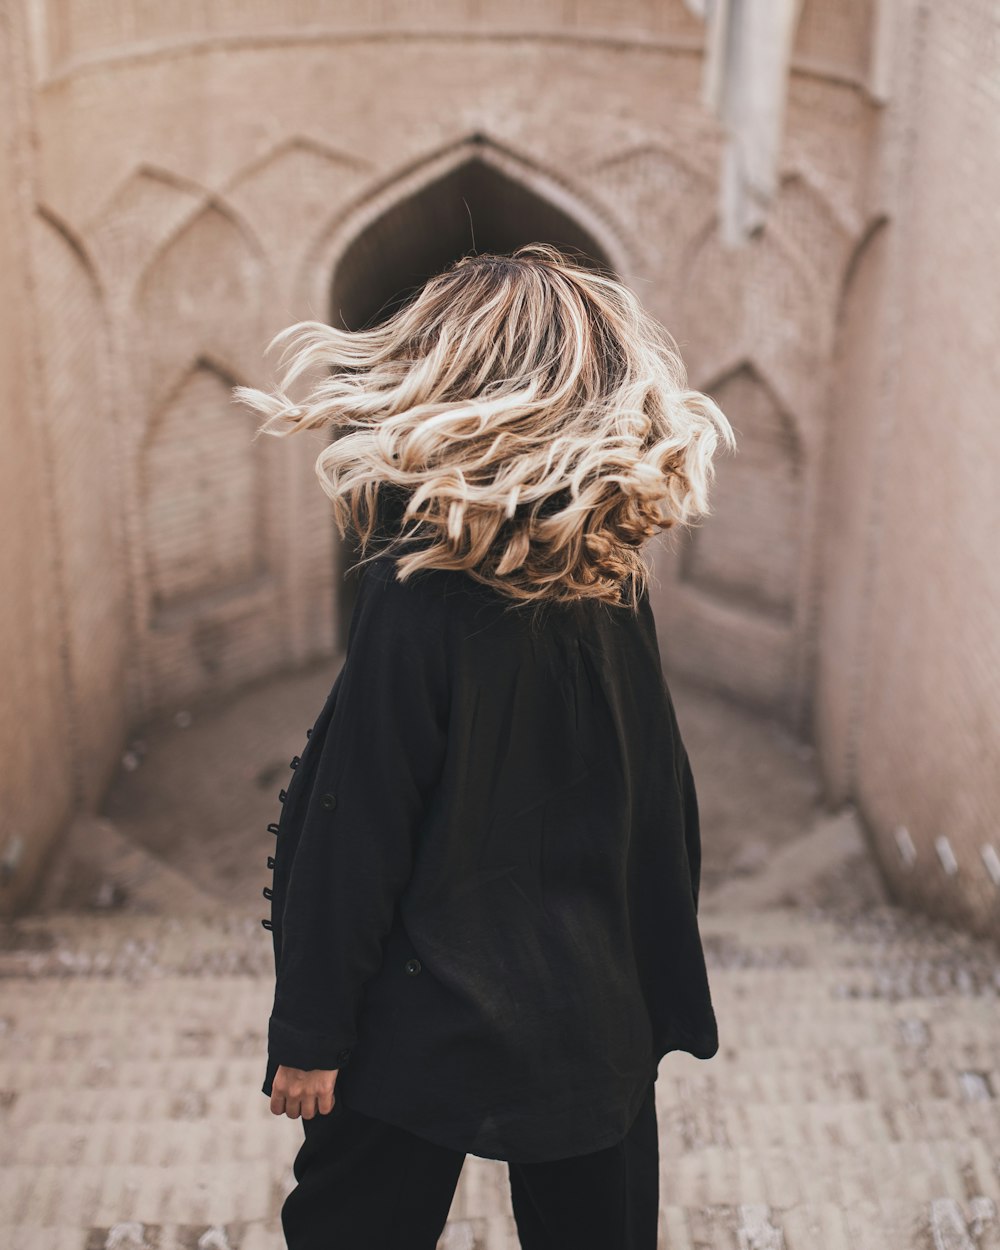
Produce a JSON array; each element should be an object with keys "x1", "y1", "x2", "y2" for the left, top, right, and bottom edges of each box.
[{"x1": 261, "y1": 551, "x2": 719, "y2": 1163}]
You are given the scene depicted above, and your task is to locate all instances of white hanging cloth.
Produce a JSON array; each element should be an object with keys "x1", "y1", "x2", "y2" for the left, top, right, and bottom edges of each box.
[{"x1": 684, "y1": 0, "x2": 805, "y2": 246}]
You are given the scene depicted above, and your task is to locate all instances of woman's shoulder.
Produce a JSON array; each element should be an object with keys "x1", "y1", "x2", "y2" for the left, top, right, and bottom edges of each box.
[
  {"x1": 354, "y1": 552, "x2": 484, "y2": 638},
  {"x1": 361, "y1": 551, "x2": 502, "y2": 610},
  {"x1": 358, "y1": 550, "x2": 650, "y2": 640}
]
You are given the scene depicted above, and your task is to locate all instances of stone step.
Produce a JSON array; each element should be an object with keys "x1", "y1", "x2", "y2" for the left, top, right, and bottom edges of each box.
[
  {"x1": 5, "y1": 983, "x2": 997, "y2": 1031},
  {"x1": 3, "y1": 1138, "x2": 997, "y2": 1221},
  {"x1": 2, "y1": 1056, "x2": 996, "y2": 1119},
  {"x1": 660, "y1": 1196, "x2": 1000, "y2": 1250},
  {"x1": 2, "y1": 902, "x2": 992, "y2": 962},
  {"x1": 3, "y1": 1193, "x2": 999, "y2": 1250},
  {"x1": 6, "y1": 1100, "x2": 1000, "y2": 1172},
  {"x1": 662, "y1": 1138, "x2": 1000, "y2": 1207},
  {"x1": 657, "y1": 1056, "x2": 999, "y2": 1105},
  {"x1": 658, "y1": 1096, "x2": 1000, "y2": 1154},
  {"x1": 0, "y1": 1160, "x2": 278, "y2": 1226}
]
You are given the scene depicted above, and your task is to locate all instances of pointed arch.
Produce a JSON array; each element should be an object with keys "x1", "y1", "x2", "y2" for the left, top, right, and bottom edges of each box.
[
  {"x1": 90, "y1": 162, "x2": 213, "y2": 233},
  {"x1": 678, "y1": 208, "x2": 829, "y2": 428},
  {"x1": 335, "y1": 161, "x2": 615, "y2": 329},
  {"x1": 31, "y1": 206, "x2": 129, "y2": 805},
  {"x1": 35, "y1": 203, "x2": 105, "y2": 301},
  {"x1": 135, "y1": 197, "x2": 267, "y2": 409},
  {"x1": 141, "y1": 357, "x2": 267, "y2": 618},
  {"x1": 298, "y1": 132, "x2": 636, "y2": 328},
  {"x1": 679, "y1": 360, "x2": 803, "y2": 622},
  {"x1": 224, "y1": 134, "x2": 372, "y2": 193}
]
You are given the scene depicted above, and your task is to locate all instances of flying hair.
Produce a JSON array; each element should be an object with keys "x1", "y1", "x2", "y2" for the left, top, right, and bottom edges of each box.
[{"x1": 233, "y1": 243, "x2": 736, "y2": 610}]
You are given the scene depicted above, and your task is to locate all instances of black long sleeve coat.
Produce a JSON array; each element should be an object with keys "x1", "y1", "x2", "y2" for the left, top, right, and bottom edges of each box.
[{"x1": 261, "y1": 551, "x2": 719, "y2": 1163}]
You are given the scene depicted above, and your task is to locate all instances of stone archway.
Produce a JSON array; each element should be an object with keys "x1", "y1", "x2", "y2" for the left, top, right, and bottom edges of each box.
[
  {"x1": 331, "y1": 153, "x2": 616, "y2": 331},
  {"x1": 329, "y1": 153, "x2": 619, "y2": 642}
]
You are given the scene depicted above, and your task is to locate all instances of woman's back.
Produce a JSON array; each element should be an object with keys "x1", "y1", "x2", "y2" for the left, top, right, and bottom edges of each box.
[{"x1": 263, "y1": 552, "x2": 717, "y2": 1163}]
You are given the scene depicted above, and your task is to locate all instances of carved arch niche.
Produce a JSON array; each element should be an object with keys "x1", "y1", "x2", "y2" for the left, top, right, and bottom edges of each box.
[
  {"x1": 31, "y1": 210, "x2": 128, "y2": 802},
  {"x1": 140, "y1": 360, "x2": 266, "y2": 618},
  {"x1": 138, "y1": 357, "x2": 280, "y2": 706},
  {"x1": 655, "y1": 362, "x2": 806, "y2": 720},
  {"x1": 581, "y1": 142, "x2": 717, "y2": 301},
  {"x1": 226, "y1": 137, "x2": 370, "y2": 281},
  {"x1": 135, "y1": 200, "x2": 266, "y2": 410},
  {"x1": 680, "y1": 363, "x2": 803, "y2": 622},
  {"x1": 678, "y1": 217, "x2": 827, "y2": 415},
  {"x1": 132, "y1": 201, "x2": 283, "y2": 708}
]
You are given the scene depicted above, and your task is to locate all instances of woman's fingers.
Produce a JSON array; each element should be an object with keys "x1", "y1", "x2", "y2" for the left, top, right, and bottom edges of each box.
[{"x1": 269, "y1": 1064, "x2": 338, "y2": 1118}]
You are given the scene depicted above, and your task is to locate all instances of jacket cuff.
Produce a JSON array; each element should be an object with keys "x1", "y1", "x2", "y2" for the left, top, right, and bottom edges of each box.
[{"x1": 267, "y1": 1015, "x2": 355, "y2": 1071}]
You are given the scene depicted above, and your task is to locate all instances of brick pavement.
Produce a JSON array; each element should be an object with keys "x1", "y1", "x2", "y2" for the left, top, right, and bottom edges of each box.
[{"x1": 2, "y1": 881, "x2": 997, "y2": 1249}]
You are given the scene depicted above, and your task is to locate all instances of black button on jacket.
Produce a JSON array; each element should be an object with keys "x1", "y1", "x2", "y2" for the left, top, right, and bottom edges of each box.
[{"x1": 262, "y1": 552, "x2": 719, "y2": 1163}]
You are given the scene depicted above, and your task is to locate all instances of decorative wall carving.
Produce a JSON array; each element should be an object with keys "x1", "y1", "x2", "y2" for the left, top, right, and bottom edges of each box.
[
  {"x1": 582, "y1": 142, "x2": 716, "y2": 287},
  {"x1": 31, "y1": 207, "x2": 129, "y2": 803},
  {"x1": 679, "y1": 363, "x2": 802, "y2": 622},
  {"x1": 141, "y1": 360, "x2": 266, "y2": 620},
  {"x1": 679, "y1": 214, "x2": 827, "y2": 421},
  {"x1": 226, "y1": 137, "x2": 371, "y2": 291},
  {"x1": 85, "y1": 166, "x2": 207, "y2": 289},
  {"x1": 135, "y1": 199, "x2": 267, "y2": 409}
]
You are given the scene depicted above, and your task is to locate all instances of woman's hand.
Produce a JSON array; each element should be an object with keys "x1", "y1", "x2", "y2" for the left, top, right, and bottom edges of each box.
[{"x1": 270, "y1": 1065, "x2": 339, "y2": 1119}]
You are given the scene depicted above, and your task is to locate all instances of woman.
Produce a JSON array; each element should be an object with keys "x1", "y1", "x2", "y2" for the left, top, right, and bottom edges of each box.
[{"x1": 233, "y1": 243, "x2": 735, "y2": 1250}]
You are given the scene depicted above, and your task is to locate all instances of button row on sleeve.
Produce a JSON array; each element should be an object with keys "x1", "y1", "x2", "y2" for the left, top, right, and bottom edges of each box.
[
  {"x1": 261, "y1": 740, "x2": 318, "y2": 937},
  {"x1": 262, "y1": 798, "x2": 281, "y2": 930}
]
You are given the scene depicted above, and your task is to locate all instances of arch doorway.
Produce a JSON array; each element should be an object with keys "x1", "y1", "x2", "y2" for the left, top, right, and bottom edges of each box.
[{"x1": 329, "y1": 154, "x2": 617, "y2": 646}]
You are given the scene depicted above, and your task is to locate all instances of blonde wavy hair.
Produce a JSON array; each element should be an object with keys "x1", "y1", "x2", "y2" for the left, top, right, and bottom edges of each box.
[{"x1": 233, "y1": 243, "x2": 735, "y2": 610}]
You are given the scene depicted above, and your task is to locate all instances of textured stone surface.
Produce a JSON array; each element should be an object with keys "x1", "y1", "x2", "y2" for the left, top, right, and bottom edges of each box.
[
  {"x1": 1, "y1": 889, "x2": 997, "y2": 1248},
  {"x1": 2, "y1": 0, "x2": 998, "y2": 1092}
]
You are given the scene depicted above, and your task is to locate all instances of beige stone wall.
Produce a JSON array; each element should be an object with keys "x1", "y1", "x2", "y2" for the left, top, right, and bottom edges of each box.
[
  {"x1": 817, "y1": 0, "x2": 1000, "y2": 936},
  {"x1": 0, "y1": 6, "x2": 89, "y2": 912},
  {"x1": 2, "y1": 0, "x2": 997, "y2": 930}
]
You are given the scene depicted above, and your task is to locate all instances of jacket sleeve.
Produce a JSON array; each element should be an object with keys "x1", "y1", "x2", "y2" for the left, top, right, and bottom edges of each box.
[
  {"x1": 636, "y1": 585, "x2": 703, "y2": 916},
  {"x1": 679, "y1": 748, "x2": 702, "y2": 915},
  {"x1": 266, "y1": 560, "x2": 450, "y2": 1072}
]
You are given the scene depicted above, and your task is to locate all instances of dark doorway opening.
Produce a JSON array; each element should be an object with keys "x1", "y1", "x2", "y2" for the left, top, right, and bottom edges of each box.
[{"x1": 329, "y1": 154, "x2": 617, "y2": 646}]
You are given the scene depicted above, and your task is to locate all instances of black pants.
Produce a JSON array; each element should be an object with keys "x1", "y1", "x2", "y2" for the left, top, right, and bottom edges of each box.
[{"x1": 281, "y1": 1077, "x2": 659, "y2": 1249}]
